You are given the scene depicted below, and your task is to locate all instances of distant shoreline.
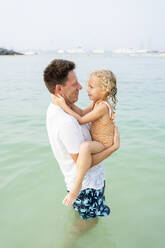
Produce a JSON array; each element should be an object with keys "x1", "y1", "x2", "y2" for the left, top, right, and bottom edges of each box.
[
  {"x1": 0, "y1": 48, "x2": 23, "y2": 56},
  {"x1": 0, "y1": 48, "x2": 165, "y2": 57}
]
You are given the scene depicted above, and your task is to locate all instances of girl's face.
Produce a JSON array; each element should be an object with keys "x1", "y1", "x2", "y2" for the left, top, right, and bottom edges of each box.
[{"x1": 87, "y1": 75, "x2": 107, "y2": 102}]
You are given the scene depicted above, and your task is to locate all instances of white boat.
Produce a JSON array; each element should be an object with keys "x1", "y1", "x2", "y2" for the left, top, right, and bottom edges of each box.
[{"x1": 57, "y1": 49, "x2": 65, "y2": 53}]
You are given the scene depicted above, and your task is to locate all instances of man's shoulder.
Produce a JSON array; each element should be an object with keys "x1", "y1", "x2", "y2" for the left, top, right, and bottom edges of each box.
[{"x1": 47, "y1": 103, "x2": 80, "y2": 127}]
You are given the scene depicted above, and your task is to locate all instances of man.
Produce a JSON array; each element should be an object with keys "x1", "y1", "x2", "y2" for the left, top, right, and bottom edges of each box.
[{"x1": 43, "y1": 59, "x2": 120, "y2": 220}]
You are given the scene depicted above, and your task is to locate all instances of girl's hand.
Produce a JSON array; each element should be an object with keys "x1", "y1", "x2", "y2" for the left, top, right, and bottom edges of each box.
[{"x1": 52, "y1": 94, "x2": 67, "y2": 109}]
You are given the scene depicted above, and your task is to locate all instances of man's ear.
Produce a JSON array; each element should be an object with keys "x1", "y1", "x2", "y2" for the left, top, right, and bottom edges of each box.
[{"x1": 55, "y1": 84, "x2": 62, "y2": 95}]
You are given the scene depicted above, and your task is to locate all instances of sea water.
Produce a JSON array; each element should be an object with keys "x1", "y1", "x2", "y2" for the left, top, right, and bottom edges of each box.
[{"x1": 0, "y1": 53, "x2": 165, "y2": 248}]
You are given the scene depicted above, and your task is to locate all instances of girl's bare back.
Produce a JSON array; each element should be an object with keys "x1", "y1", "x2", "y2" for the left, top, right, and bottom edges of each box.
[{"x1": 91, "y1": 102, "x2": 115, "y2": 148}]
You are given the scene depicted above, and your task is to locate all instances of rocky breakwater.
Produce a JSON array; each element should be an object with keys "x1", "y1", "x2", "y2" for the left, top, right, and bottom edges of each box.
[{"x1": 0, "y1": 48, "x2": 23, "y2": 55}]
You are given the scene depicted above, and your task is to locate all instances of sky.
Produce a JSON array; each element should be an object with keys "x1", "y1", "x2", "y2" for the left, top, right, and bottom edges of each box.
[{"x1": 0, "y1": 0, "x2": 165, "y2": 51}]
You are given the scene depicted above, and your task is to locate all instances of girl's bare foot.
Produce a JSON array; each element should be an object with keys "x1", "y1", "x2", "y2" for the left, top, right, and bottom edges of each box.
[{"x1": 62, "y1": 184, "x2": 81, "y2": 206}]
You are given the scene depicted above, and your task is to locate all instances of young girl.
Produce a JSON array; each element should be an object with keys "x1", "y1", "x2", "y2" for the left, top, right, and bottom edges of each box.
[{"x1": 53, "y1": 69, "x2": 117, "y2": 206}]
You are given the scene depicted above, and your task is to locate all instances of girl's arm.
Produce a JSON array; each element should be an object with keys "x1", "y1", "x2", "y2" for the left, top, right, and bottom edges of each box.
[
  {"x1": 71, "y1": 102, "x2": 94, "y2": 116},
  {"x1": 53, "y1": 95, "x2": 107, "y2": 124},
  {"x1": 70, "y1": 104, "x2": 83, "y2": 116}
]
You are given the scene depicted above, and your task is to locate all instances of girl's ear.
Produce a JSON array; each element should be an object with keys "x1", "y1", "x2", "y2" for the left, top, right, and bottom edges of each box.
[{"x1": 105, "y1": 90, "x2": 110, "y2": 97}]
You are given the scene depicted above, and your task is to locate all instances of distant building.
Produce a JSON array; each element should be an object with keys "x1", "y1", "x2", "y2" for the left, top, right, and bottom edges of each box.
[
  {"x1": 92, "y1": 49, "x2": 104, "y2": 54},
  {"x1": 66, "y1": 47, "x2": 85, "y2": 54},
  {"x1": 112, "y1": 48, "x2": 162, "y2": 57}
]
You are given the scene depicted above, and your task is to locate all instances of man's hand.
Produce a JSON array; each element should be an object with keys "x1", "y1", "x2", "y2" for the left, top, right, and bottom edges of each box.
[{"x1": 113, "y1": 125, "x2": 120, "y2": 151}]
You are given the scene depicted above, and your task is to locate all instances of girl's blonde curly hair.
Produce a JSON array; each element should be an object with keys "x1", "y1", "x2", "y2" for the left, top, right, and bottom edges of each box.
[{"x1": 90, "y1": 69, "x2": 118, "y2": 111}]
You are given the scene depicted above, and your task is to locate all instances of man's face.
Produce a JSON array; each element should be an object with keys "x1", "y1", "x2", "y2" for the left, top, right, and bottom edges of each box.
[{"x1": 60, "y1": 71, "x2": 82, "y2": 104}]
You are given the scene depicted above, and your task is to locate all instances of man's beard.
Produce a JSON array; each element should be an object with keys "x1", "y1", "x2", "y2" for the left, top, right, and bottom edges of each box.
[{"x1": 63, "y1": 94, "x2": 78, "y2": 106}]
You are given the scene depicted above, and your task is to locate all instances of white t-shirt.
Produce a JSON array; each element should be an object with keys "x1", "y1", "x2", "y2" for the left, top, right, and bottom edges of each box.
[{"x1": 46, "y1": 103, "x2": 105, "y2": 191}]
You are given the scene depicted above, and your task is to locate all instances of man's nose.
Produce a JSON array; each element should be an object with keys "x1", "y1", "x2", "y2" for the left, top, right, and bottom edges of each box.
[{"x1": 77, "y1": 82, "x2": 82, "y2": 90}]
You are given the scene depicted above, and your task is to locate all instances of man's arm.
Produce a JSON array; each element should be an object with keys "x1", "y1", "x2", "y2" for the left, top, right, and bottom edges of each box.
[{"x1": 70, "y1": 126, "x2": 120, "y2": 166}]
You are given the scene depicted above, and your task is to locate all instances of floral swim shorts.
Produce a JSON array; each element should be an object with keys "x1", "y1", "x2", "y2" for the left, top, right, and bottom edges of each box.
[{"x1": 71, "y1": 181, "x2": 110, "y2": 220}]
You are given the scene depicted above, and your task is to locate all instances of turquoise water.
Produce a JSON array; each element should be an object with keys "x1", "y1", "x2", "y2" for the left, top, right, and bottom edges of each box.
[{"x1": 0, "y1": 54, "x2": 165, "y2": 248}]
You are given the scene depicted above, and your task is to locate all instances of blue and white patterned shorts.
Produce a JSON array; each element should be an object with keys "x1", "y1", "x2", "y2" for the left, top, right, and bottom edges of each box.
[{"x1": 71, "y1": 181, "x2": 110, "y2": 220}]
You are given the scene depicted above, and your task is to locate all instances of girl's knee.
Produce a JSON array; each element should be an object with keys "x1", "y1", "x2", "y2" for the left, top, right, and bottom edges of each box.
[{"x1": 80, "y1": 141, "x2": 92, "y2": 152}]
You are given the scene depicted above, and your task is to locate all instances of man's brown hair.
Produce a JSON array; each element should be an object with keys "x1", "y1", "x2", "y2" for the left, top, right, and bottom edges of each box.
[{"x1": 43, "y1": 59, "x2": 75, "y2": 94}]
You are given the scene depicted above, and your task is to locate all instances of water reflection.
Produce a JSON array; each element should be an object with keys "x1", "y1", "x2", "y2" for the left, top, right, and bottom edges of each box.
[
  {"x1": 61, "y1": 211, "x2": 98, "y2": 248},
  {"x1": 61, "y1": 210, "x2": 117, "y2": 248}
]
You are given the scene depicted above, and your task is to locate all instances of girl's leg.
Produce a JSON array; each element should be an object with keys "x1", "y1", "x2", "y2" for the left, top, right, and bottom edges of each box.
[
  {"x1": 74, "y1": 141, "x2": 105, "y2": 184},
  {"x1": 63, "y1": 141, "x2": 105, "y2": 206}
]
